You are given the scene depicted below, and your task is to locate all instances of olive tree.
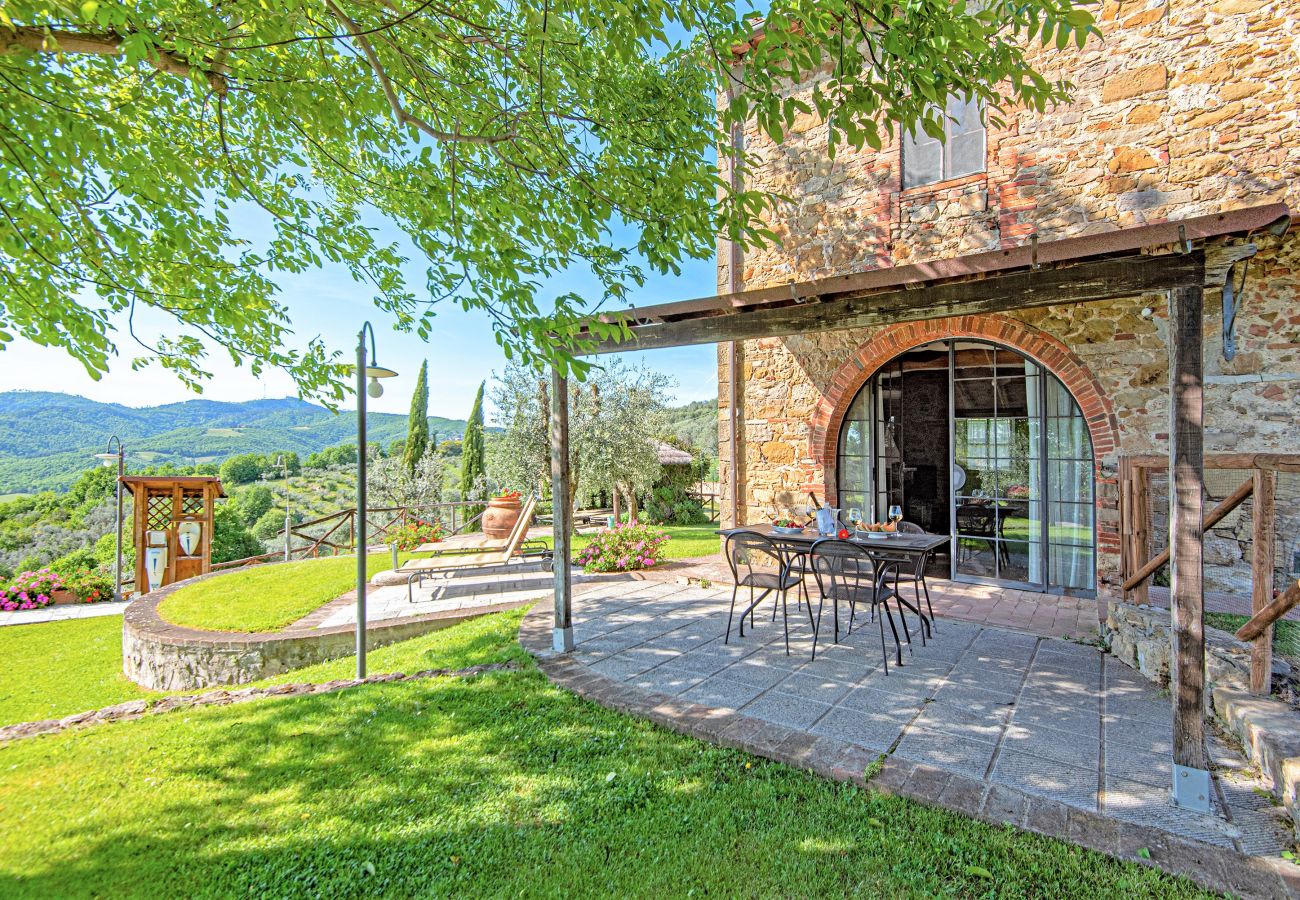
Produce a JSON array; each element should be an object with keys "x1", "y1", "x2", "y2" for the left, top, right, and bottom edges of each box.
[{"x1": 488, "y1": 359, "x2": 670, "y2": 517}]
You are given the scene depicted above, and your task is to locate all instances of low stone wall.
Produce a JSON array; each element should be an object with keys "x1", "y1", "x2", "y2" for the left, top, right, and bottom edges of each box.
[
  {"x1": 123, "y1": 569, "x2": 531, "y2": 691},
  {"x1": 1104, "y1": 601, "x2": 1260, "y2": 692},
  {"x1": 1105, "y1": 601, "x2": 1300, "y2": 839}
]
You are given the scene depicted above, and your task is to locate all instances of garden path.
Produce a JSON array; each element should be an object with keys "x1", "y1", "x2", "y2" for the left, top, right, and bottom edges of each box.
[{"x1": 0, "y1": 598, "x2": 130, "y2": 628}]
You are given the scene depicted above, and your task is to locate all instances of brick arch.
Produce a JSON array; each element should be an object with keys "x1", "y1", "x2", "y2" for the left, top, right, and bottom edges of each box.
[{"x1": 809, "y1": 314, "x2": 1119, "y2": 505}]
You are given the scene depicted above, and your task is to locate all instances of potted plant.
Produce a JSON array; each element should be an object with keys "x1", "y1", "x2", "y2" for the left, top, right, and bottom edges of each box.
[{"x1": 482, "y1": 489, "x2": 523, "y2": 539}]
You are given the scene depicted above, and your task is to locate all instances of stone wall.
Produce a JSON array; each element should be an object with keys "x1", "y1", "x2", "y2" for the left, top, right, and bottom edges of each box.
[
  {"x1": 718, "y1": 0, "x2": 1300, "y2": 597},
  {"x1": 123, "y1": 569, "x2": 529, "y2": 690}
]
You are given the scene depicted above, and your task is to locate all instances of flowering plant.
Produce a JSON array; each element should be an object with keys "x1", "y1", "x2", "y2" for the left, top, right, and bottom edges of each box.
[
  {"x1": 576, "y1": 521, "x2": 669, "y2": 573},
  {"x1": 0, "y1": 568, "x2": 63, "y2": 611},
  {"x1": 388, "y1": 518, "x2": 444, "y2": 552},
  {"x1": 492, "y1": 489, "x2": 522, "y2": 502},
  {"x1": 1005, "y1": 484, "x2": 1031, "y2": 499},
  {"x1": 62, "y1": 569, "x2": 116, "y2": 603}
]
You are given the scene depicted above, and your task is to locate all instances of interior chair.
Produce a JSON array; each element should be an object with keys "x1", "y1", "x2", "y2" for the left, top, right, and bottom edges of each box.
[{"x1": 723, "y1": 532, "x2": 808, "y2": 655}]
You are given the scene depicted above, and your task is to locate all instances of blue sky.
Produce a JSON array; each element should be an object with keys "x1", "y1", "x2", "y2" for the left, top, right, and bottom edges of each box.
[{"x1": 0, "y1": 207, "x2": 721, "y2": 421}]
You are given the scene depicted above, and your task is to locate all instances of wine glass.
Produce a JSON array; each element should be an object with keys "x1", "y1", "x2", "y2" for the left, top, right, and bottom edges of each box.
[{"x1": 888, "y1": 504, "x2": 903, "y2": 526}]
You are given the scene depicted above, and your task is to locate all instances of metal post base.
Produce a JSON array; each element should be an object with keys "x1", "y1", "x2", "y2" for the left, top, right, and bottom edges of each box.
[
  {"x1": 553, "y1": 626, "x2": 575, "y2": 653},
  {"x1": 1172, "y1": 763, "x2": 1212, "y2": 813}
]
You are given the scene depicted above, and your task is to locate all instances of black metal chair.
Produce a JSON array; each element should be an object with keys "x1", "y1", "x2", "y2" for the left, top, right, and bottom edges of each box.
[
  {"x1": 808, "y1": 539, "x2": 906, "y2": 672},
  {"x1": 723, "y1": 532, "x2": 808, "y2": 654},
  {"x1": 892, "y1": 521, "x2": 937, "y2": 632}
]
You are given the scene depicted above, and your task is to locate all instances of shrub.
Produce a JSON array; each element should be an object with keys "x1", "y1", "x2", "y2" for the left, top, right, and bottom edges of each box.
[
  {"x1": 576, "y1": 521, "x2": 669, "y2": 573},
  {"x1": 387, "y1": 519, "x2": 444, "y2": 552},
  {"x1": 53, "y1": 547, "x2": 99, "y2": 574},
  {"x1": 61, "y1": 569, "x2": 116, "y2": 603}
]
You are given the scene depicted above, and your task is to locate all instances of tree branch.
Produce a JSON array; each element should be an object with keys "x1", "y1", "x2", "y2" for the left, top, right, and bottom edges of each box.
[
  {"x1": 1, "y1": 26, "x2": 228, "y2": 94},
  {"x1": 322, "y1": 0, "x2": 514, "y2": 146}
]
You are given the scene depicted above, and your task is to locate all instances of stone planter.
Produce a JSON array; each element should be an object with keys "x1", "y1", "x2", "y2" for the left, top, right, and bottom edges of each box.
[{"x1": 482, "y1": 496, "x2": 522, "y2": 539}]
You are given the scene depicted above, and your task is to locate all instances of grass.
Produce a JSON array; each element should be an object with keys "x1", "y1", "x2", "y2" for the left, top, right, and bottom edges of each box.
[
  {"x1": 0, "y1": 617, "x2": 155, "y2": 726},
  {"x1": 158, "y1": 552, "x2": 412, "y2": 633},
  {"x1": 0, "y1": 610, "x2": 1210, "y2": 899},
  {"x1": 1206, "y1": 611, "x2": 1300, "y2": 660}
]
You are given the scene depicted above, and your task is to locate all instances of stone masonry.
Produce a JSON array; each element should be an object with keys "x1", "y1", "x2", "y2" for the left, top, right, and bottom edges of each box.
[{"x1": 717, "y1": 0, "x2": 1300, "y2": 599}]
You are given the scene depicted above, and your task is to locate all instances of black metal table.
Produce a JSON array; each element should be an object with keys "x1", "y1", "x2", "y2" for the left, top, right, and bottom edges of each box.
[{"x1": 718, "y1": 525, "x2": 949, "y2": 656}]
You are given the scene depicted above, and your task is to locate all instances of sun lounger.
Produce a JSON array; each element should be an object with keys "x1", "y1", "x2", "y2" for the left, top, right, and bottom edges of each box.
[{"x1": 396, "y1": 494, "x2": 553, "y2": 601}]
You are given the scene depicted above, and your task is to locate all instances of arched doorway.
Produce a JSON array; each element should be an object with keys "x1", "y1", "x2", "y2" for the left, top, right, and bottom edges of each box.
[{"x1": 836, "y1": 339, "x2": 1095, "y2": 593}]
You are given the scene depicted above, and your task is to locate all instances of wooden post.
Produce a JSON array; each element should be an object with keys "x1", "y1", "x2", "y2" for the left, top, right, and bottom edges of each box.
[
  {"x1": 1169, "y1": 284, "x2": 1210, "y2": 812},
  {"x1": 1128, "y1": 463, "x2": 1150, "y2": 605},
  {"x1": 1251, "y1": 468, "x2": 1276, "y2": 694},
  {"x1": 550, "y1": 366, "x2": 574, "y2": 652}
]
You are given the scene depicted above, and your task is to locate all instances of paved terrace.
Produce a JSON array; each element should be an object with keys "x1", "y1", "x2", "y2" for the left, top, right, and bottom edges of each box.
[{"x1": 522, "y1": 579, "x2": 1298, "y2": 897}]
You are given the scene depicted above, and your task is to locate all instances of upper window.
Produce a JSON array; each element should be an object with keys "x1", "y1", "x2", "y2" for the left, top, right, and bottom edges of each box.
[{"x1": 901, "y1": 95, "x2": 985, "y2": 189}]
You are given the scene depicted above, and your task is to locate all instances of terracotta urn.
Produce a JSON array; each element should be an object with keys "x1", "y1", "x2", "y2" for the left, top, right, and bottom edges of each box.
[{"x1": 482, "y1": 495, "x2": 522, "y2": 539}]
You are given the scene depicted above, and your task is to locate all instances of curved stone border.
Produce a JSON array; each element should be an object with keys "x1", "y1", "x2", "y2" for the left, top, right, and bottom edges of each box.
[
  {"x1": 124, "y1": 566, "x2": 533, "y2": 690},
  {"x1": 1, "y1": 661, "x2": 519, "y2": 744},
  {"x1": 518, "y1": 603, "x2": 1299, "y2": 899}
]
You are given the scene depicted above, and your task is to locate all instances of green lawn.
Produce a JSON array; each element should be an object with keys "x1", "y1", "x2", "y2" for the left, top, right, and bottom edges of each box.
[
  {"x1": 0, "y1": 616, "x2": 155, "y2": 726},
  {"x1": 158, "y1": 552, "x2": 412, "y2": 633},
  {"x1": 0, "y1": 610, "x2": 1208, "y2": 899},
  {"x1": 0, "y1": 607, "x2": 536, "y2": 729}
]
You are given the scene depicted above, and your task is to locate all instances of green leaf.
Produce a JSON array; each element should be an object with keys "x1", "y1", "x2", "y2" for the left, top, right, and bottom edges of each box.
[{"x1": 965, "y1": 865, "x2": 994, "y2": 880}]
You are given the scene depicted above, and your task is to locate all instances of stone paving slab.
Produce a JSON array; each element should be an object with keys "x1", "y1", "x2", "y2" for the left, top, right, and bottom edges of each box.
[{"x1": 521, "y1": 582, "x2": 1300, "y2": 898}]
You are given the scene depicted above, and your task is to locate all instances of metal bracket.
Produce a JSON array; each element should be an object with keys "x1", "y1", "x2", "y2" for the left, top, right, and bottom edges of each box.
[
  {"x1": 1178, "y1": 224, "x2": 1192, "y2": 254},
  {"x1": 553, "y1": 625, "x2": 575, "y2": 653},
  {"x1": 1172, "y1": 763, "x2": 1213, "y2": 813},
  {"x1": 1222, "y1": 258, "x2": 1250, "y2": 362},
  {"x1": 1030, "y1": 233, "x2": 1040, "y2": 270}
]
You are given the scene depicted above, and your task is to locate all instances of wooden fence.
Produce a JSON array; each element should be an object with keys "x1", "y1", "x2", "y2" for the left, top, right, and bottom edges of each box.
[
  {"x1": 210, "y1": 500, "x2": 487, "y2": 572},
  {"x1": 1120, "y1": 452, "x2": 1300, "y2": 694}
]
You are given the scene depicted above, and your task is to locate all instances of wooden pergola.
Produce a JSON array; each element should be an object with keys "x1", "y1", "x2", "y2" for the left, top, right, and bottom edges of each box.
[{"x1": 546, "y1": 202, "x2": 1291, "y2": 812}]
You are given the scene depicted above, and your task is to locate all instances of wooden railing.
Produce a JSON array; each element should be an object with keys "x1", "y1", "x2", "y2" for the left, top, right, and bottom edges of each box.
[
  {"x1": 208, "y1": 501, "x2": 489, "y2": 573},
  {"x1": 1120, "y1": 453, "x2": 1300, "y2": 694}
]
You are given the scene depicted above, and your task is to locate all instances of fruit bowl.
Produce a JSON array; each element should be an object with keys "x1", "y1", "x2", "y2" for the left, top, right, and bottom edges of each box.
[{"x1": 772, "y1": 525, "x2": 806, "y2": 535}]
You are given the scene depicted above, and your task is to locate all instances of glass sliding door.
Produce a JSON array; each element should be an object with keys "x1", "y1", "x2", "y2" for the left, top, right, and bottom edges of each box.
[
  {"x1": 951, "y1": 343, "x2": 1044, "y2": 587},
  {"x1": 835, "y1": 338, "x2": 1096, "y2": 595}
]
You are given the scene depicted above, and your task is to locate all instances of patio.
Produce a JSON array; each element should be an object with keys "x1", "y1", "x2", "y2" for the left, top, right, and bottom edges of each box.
[{"x1": 521, "y1": 577, "x2": 1294, "y2": 893}]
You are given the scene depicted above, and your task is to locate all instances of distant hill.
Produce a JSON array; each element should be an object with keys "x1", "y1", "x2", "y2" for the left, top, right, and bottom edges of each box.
[
  {"x1": 664, "y1": 399, "x2": 718, "y2": 458},
  {"x1": 0, "y1": 392, "x2": 472, "y2": 493}
]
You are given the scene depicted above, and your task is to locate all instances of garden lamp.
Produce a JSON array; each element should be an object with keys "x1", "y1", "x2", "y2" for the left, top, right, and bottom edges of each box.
[
  {"x1": 93, "y1": 436, "x2": 125, "y2": 602},
  {"x1": 356, "y1": 321, "x2": 397, "y2": 678}
]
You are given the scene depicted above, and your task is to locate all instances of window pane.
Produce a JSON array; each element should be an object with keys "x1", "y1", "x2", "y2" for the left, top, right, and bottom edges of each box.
[
  {"x1": 903, "y1": 131, "x2": 942, "y2": 188},
  {"x1": 947, "y1": 130, "x2": 985, "y2": 179}
]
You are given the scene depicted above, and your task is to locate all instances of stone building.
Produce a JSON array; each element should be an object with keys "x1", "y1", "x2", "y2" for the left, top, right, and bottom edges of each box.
[{"x1": 711, "y1": 0, "x2": 1299, "y2": 601}]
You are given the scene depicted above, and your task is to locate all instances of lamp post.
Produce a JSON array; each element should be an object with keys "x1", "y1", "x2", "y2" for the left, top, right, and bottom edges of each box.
[
  {"x1": 93, "y1": 437, "x2": 125, "y2": 601},
  {"x1": 356, "y1": 322, "x2": 398, "y2": 678},
  {"x1": 270, "y1": 454, "x2": 291, "y2": 562}
]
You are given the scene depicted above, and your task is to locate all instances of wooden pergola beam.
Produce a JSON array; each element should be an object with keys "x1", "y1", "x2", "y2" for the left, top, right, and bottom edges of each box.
[{"x1": 588, "y1": 252, "x2": 1204, "y2": 354}]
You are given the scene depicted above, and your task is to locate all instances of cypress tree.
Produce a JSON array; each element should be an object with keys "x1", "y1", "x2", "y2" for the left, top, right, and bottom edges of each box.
[
  {"x1": 460, "y1": 381, "x2": 486, "y2": 500},
  {"x1": 402, "y1": 360, "x2": 429, "y2": 475}
]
